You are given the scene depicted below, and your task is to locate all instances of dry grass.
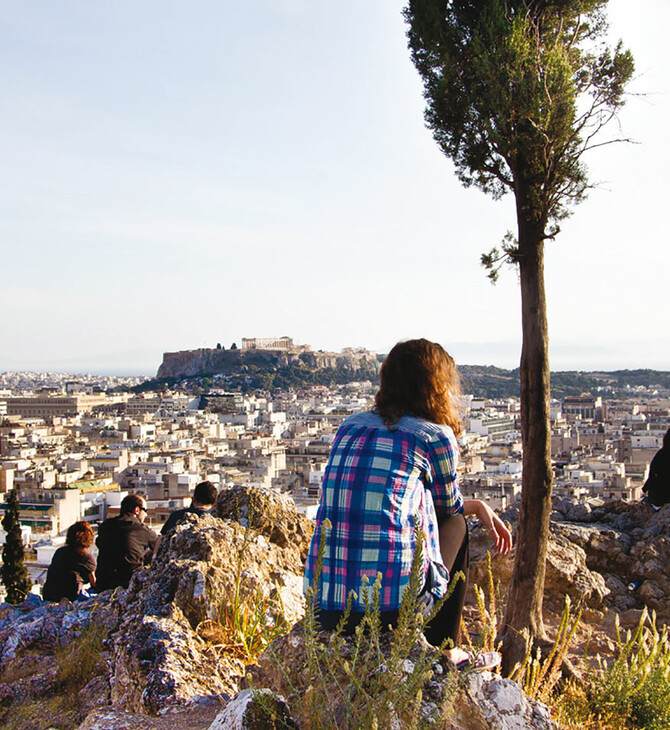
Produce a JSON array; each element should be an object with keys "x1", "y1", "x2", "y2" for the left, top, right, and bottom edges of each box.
[
  {"x1": 54, "y1": 615, "x2": 108, "y2": 715},
  {"x1": 196, "y1": 494, "x2": 291, "y2": 664}
]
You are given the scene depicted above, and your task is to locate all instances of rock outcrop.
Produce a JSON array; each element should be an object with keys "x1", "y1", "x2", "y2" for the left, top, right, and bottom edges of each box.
[
  {"x1": 0, "y1": 486, "x2": 311, "y2": 729},
  {"x1": 0, "y1": 494, "x2": 667, "y2": 729},
  {"x1": 110, "y1": 487, "x2": 313, "y2": 714},
  {"x1": 157, "y1": 347, "x2": 378, "y2": 380},
  {"x1": 469, "y1": 500, "x2": 670, "y2": 625}
]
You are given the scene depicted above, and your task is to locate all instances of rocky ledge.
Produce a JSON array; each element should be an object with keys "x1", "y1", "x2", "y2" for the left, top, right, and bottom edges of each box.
[{"x1": 0, "y1": 491, "x2": 667, "y2": 729}]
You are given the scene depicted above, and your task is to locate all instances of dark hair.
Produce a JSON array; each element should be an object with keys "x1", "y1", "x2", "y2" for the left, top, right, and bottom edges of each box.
[
  {"x1": 193, "y1": 481, "x2": 217, "y2": 506},
  {"x1": 664, "y1": 428, "x2": 670, "y2": 449},
  {"x1": 120, "y1": 494, "x2": 145, "y2": 516},
  {"x1": 375, "y1": 339, "x2": 462, "y2": 435},
  {"x1": 66, "y1": 521, "x2": 94, "y2": 553}
]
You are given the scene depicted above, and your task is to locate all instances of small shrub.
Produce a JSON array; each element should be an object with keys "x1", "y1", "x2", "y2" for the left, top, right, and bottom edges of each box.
[
  {"x1": 510, "y1": 594, "x2": 582, "y2": 704},
  {"x1": 198, "y1": 582, "x2": 290, "y2": 664},
  {"x1": 269, "y1": 520, "x2": 458, "y2": 729},
  {"x1": 575, "y1": 610, "x2": 670, "y2": 730}
]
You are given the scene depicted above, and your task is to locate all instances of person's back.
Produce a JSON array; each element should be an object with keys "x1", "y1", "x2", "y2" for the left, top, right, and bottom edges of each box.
[
  {"x1": 96, "y1": 495, "x2": 157, "y2": 591},
  {"x1": 159, "y1": 481, "x2": 218, "y2": 537},
  {"x1": 42, "y1": 521, "x2": 96, "y2": 602}
]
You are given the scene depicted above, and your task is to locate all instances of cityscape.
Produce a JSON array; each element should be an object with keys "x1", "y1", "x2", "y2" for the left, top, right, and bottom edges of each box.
[
  {"x1": 2, "y1": 1, "x2": 669, "y2": 725},
  {"x1": 1, "y1": 337, "x2": 667, "y2": 599}
]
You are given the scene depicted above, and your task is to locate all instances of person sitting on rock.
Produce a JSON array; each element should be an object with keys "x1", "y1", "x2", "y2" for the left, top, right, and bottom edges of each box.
[
  {"x1": 160, "y1": 481, "x2": 218, "y2": 535},
  {"x1": 152, "y1": 481, "x2": 218, "y2": 556},
  {"x1": 42, "y1": 521, "x2": 96, "y2": 602},
  {"x1": 643, "y1": 427, "x2": 670, "y2": 509},
  {"x1": 304, "y1": 339, "x2": 513, "y2": 671},
  {"x1": 95, "y1": 494, "x2": 157, "y2": 591}
]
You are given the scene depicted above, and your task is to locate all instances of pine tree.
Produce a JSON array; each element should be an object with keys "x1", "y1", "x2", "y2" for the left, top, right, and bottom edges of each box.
[
  {"x1": 404, "y1": 0, "x2": 634, "y2": 672},
  {"x1": 1, "y1": 489, "x2": 32, "y2": 604}
]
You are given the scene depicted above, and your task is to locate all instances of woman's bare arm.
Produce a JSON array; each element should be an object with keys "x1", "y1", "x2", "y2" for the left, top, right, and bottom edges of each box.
[{"x1": 463, "y1": 499, "x2": 513, "y2": 555}]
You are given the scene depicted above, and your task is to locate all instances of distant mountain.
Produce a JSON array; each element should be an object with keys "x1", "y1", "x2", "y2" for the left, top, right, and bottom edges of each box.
[
  {"x1": 146, "y1": 346, "x2": 670, "y2": 398},
  {"x1": 460, "y1": 366, "x2": 670, "y2": 399},
  {"x1": 153, "y1": 345, "x2": 380, "y2": 392}
]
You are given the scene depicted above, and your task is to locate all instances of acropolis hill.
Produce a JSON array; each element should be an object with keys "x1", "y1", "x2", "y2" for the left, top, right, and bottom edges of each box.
[{"x1": 157, "y1": 337, "x2": 379, "y2": 380}]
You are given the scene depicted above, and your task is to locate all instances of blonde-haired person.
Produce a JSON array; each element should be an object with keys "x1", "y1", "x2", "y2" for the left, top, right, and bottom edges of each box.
[{"x1": 304, "y1": 339, "x2": 512, "y2": 670}]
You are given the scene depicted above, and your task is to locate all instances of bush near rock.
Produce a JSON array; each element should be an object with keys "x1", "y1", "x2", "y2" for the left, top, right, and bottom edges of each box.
[{"x1": 237, "y1": 622, "x2": 552, "y2": 730}]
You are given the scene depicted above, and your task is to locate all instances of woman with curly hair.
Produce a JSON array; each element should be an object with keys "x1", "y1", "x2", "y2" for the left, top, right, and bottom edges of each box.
[
  {"x1": 304, "y1": 339, "x2": 512, "y2": 669},
  {"x1": 43, "y1": 521, "x2": 96, "y2": 602}
]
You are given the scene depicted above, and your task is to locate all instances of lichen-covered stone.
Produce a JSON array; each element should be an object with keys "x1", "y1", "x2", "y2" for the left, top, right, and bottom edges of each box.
[
  {"x1": 208, "y1": 688, "x2": 297, "y2": 730},
  {"x1": 110, "y1": 507, "x2": 309, "y2": 714}
]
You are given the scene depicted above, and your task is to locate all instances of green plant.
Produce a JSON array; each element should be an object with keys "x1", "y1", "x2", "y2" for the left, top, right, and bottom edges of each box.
[
  {"x1": 460, "y1": 551, "x2": 501, "y2": 657},
  {"x1": 199, "y1": 580, "x2": 290, "y2": 664},
  {"x1": 1, "y1": 488, "x2": 32, "y2": 603},
  {"x1": 269, "y1": 520, "x2": 458, "y2": 729},
  {"x1": 569, "y1": 609, "x2": 670, "y2": 730},
  {"x1": 510, "y1": 594, "x2": 582, "y2": 704}
]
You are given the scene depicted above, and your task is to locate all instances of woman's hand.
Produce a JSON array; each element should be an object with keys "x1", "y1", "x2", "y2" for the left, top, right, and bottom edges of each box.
[{"x1": 463, "y1": 499, "x2": 513, "y2": 555}]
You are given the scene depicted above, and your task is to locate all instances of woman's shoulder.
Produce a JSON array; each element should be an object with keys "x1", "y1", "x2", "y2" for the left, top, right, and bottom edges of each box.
[
  {"x1": 336, "y1": 412, "x2": 456, "y2": 445},
  {"x1": 339, "y1": 411, "x2": 385, "y2": 429},
  {"x1": 395, "y1": 415, "x2": 456, "y2": 443}
]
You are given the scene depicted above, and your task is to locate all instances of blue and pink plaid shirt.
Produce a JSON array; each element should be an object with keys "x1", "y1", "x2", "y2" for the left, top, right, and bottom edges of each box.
[{"x1": 304, "y1": 411, "x2": 464, "y2": 612}]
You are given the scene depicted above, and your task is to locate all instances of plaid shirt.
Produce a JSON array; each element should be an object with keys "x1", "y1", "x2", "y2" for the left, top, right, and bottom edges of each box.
[{"x1": 304, "y1": 411, "x2": 463, "y2": 612}]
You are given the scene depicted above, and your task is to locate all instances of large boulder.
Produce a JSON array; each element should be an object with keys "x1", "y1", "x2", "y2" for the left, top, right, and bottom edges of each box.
[
  {"x1": 109, "y1": 488, "x2": 313, "y2": 715},
  {"x1": 0, "y1": 486, "x2": 313, "y2": 727},
  {"x1": 214, "y1": 485, "x2": 314, "y2": 564}
]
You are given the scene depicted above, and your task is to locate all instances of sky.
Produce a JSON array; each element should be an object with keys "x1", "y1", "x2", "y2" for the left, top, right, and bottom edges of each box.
[{"x1": 1, "y1": 0, "x2": 669, "y2": 376}]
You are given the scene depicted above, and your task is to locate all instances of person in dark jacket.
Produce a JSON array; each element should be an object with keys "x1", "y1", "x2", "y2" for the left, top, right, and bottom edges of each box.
[
  {"x1": 43, "y1": 521, "x2": 96, "y2": 602},
  {"x1": 160, "y1": 481, "x2": 218, "y2": 535},
  {"x1": 95, "y1": 494, "x2": 157, "y2": 591},
  {"x1": 152, "y1": 481, "x2": 218, "y2": 557},
  {"x1": 643, "y1": 428, "x2": 670, "y2": 508}
]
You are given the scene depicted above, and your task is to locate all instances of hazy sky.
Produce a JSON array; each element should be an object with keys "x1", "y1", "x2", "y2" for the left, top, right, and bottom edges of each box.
[{"x1": 1, "y1": 1, "x2": 668, "y2": 375}]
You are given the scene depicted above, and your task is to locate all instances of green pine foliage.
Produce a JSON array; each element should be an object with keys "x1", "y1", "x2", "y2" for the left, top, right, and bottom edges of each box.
[{"x1": 1, "y1": 489, "x2": 32, "y2": 604}]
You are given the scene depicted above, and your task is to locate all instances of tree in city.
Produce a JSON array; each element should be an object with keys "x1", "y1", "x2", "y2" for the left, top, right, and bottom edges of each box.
[
  {"x1": 404, "y1": 0, "x2": 633, "y2": 671},
  {"x1": 1, "y1": 489, "x2": 32, "y2": 604}
]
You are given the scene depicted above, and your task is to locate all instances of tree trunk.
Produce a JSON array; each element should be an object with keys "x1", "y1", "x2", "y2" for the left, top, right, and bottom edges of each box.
[{"x1": 500, "y1": 213, "x2": 553, "y2": 675}]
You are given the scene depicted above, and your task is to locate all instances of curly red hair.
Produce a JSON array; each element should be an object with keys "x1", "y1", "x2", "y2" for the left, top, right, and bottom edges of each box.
[
  {"x1": 66, "y1": 521, "x2": 94, "y2": 553},
  {"x1": 375, "y1": 339, "x2": 462, "y2": 435}
]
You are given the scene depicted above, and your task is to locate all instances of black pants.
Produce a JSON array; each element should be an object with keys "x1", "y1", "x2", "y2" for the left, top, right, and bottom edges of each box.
[{"x1": 317, "y1": 513, "x2": 469, "y2": 646}]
